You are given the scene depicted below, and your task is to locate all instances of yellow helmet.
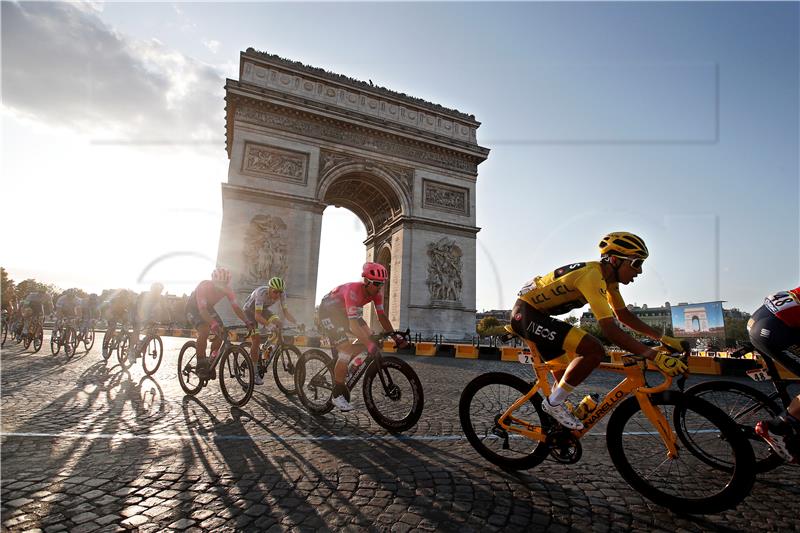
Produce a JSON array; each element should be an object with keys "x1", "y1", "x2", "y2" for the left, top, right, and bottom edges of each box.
[{"x1": 598, "y1": 232, "x2": 649, "y2": 260}]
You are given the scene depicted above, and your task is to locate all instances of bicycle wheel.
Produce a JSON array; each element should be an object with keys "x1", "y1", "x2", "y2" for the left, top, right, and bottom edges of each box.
[
  {"x1": 177, "y1": 341, "x2": 203, "y2": 396},
  {"x1": 219, "y1": 345, "x2": 254, "y2": 407},
  {"x1": 32, "y1": 324, "x2": 43, "y2": 353},
  {"x1": 362, "y1": 355, "x2": 424, "y2": 432},
  {"x1": 63, "y1": 327, "x2": 79, "y2": 359},
  {"x1": 295, "y1": 348, "x2": 335, "y2": 415},
  {"x1": 459, "y1": 372, "x2": 550, "y2": 470},
  {"x1": 1, "y1": 320, "x2": 7, "y2": 346},
  {"x1": 606, "y1": 391, "x2": 755, "y2": 515},
  {"x1": 140, "y1": 334, "x2": 164, "y2": 376},
  {"x1": 117, "y1": 333, "x2": 133, "y2": 368},
  {"x1": 83, "y1": 327, "x2": 95, "y2": 352},
  {"x1": 683, "y1": 380, "x2": 784, "y2": 473},
  {"x1": 50, "y1": 328, "x2": 61, "y2": 355},
  {"x1": 22, "y1": 329, "x2": 32, "y2": 350},
  {"x1": 101, "y1": 329, "x2": 114, "y2": 360},
  {"x1": 272, "y1": 344, "x2": 301, "y2": 396}
]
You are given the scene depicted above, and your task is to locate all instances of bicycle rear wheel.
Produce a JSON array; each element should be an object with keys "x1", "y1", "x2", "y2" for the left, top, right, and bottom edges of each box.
[
  {"x1": 117, "y1": 334, "x2": 134, "y2": 368},
  {"x1": 141, "y1": 334, "x2": 164, "y2": 376},
  {"x1": 459, "y1": 372, "x2": 550, "y2": 470},
  {"x1": 101, "y1": 329, "x2": 114, "y2": 360},
  {"x1": 684, "y1": 380, "x2": 784, "y2": 473},
  {"x1": 177, "y1": 341, "x2": 203, "y2": 396},
  {"x1": 606, "y1": 391, "x2": 755, "y2": 514},
  {"x1": 295, "y1": 348, "x2": 335, "y2": 415},
  {"x1": 1, "y1": 320, "x2": 7, "y2": 346},
  {"x1": 219, "y1": 345, "x2": 254, "y2": 407},
  {"x1": 83, "y1": 327, "x2": 95, "y2": 352},
  {"x1": 363, "y1": 355, "x2": 424, "y2": 433},
  {"x1": 64, "y1": 327, "x2": 79, "y2": 359},
  {"x1": 272, "y1": 344, "x2": 301, "y2": 396},
  {"x1": 50, "y1": 328, "x2": 61, "y2": 355}
]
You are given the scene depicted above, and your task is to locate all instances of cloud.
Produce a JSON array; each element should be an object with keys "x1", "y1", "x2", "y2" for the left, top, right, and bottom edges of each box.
[
  {"x1": 204, "y1": 39, "x2": 220, "y2": 54},
  {"x1": 1, "y1": 2, "x2": 225, "y2": 144}
]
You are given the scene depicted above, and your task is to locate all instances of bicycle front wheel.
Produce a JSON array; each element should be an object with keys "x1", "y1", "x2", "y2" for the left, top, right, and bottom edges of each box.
[
  {"x1": 272, "y1": 344, "x2": 301, "y2": 396},
  {"x1": 83, "y1": 327, "x2": 95, "y2": 352},
  {"x1": 141, "y1": 334, "x2": 164, "y2": 376},
  {"x1": 50, "y1": 329, "x2": 61, "y2": 355},
  {"x1": 101, "y1": 329, "x2": 114, "y2": 360},
  {"x1": 683, "y1": 380, "x2": 784, "y2": 473},
  {"x1": 1, "y1": 320, "x2": 7, "y2": 346},
  {"x1": 219, "y1": 345, "x2": 254, "y2": 407},
  {"x1": 363, "y1": 356, "x2": 424, "y2": 433},
  {"x1": 294, "y1": 348, "x2": 334, "y2": 415},
  {"x1": 32, "y1": 324, "x2": 43, "y2": 353},
  {"x1": 606, "y1": 391, "x2": 755, "y2": 514},
  {"x1": 459, "y1": 372, "x2": 549, "y2": 470},
  {"x1": 117, "y1": 334, "x2": 134, "y2": 368}
]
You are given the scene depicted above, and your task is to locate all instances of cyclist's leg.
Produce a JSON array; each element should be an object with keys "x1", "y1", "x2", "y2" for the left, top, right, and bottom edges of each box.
[
  {"x1": 749, "y1": 307, "x2": 800, "y2": 462},
  {"x1": 319, "y1": 306, "x2": 355, "y2": 408}
]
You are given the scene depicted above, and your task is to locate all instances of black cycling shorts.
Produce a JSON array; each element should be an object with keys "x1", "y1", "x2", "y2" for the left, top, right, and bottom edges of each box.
[
  {"x1": 748, "y1": 305, "x2": 800, "y2": 377},
  {"x1": 185, "y1": 296, "x2": 220, "y2": 330},
  {"x1": 510, "y1": 299, "x2": 586, "y2": 362},
  {"x1": 317, "y1": 298, "x2": 362, "y2": 347}
]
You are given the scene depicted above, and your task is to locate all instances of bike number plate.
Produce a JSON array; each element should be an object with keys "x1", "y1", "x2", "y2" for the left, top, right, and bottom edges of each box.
[
  {"x1": 517, "y1": 351, "x2": 533, "y2": 365},
  {"x1": 746, "y1": 368, "x2": 771, "y2": 382}
]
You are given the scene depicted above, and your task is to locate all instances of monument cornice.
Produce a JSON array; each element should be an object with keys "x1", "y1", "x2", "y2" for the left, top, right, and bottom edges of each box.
[
  {"x1": 221, "y1": 183, "x2": 326, "y2": 214},
  {"x1": 241, "y1": 48, "x2": 480, "y2": 125},
  {"x1": 225, "y1": 83, "x2": 489, "y2": 175},
  {"x1": 365, "y1": 216, "x2": 480, "y2": 245}
]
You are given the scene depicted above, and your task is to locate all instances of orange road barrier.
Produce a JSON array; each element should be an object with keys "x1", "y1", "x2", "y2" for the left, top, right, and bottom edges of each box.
[
  {"x1": 414, "y1": 342, "x2": 437, "y2": 356},
  {"x1": 455, "y1": 345, "x2": 478, "y2": 359}
]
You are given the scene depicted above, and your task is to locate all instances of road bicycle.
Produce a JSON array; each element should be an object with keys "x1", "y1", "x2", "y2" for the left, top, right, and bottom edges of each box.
[
  {"x1": 132, "y1": 322, "x2": 166, "y2": 376},
  {"x1": 20, "y1": 315, "x2": 44, "y2": 353},
  {"x1": 239, "y1": 326, "x2": 301, "y2": 396},
  {"x1": 681, "y1": 342, "x2": 799, "y2": 473},
  {"x1": 177, "y1": 325, "x2": 255, "y2": 407},
  {"x1": 102, "y1": 322, "x2": 135, "y2": 367},
  {"x1": 75, "y1": 318, "x2": 97, "y2": 353},
  {"x1": 294, "y1": 330, "x2": 424, "y2": 433},
  {"x1": 458, "y1": 327, "x2": 755, "y2": 514},
  {"x1": 50, "y1": 318, "x2": 79, "y2": 358}
]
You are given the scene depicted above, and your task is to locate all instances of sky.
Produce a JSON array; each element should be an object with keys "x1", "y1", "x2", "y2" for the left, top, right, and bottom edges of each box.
[{"x1": 1, "y1": 1, "x2": 798, "y2": 317}]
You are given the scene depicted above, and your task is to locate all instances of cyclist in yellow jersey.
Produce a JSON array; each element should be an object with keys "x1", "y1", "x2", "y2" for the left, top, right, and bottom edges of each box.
[{"x1": 511, "y1": 232, "x2": 689, "y2": 430}]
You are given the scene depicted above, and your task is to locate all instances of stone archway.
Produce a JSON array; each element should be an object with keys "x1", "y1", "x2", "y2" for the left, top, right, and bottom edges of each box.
[{"x1": 216, "y1": 48, "x2": 489, "y2": 339}]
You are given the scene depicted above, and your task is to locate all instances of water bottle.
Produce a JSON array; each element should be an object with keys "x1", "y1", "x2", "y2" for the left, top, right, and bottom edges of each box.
[
  {"x1": 346, "y1": 352, "x2": 366, "y2": 380},
  {"x1": 573, "y1": 393, "x2": 600, "y2": 420}
]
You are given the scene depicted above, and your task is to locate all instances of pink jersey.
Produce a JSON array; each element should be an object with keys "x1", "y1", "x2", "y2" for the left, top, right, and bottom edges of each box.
[
  {"x1": 194, "y1": 280, "x2": 237, "y2": 311},
  {"x1": 764, "y1": 287, "x2": 800, "y2": 328},
  {"x1": 325, "y1": 282, "x2": 385, "y2": 319}
]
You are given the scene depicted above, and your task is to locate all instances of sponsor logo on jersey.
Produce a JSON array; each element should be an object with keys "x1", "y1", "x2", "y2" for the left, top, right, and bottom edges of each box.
[
  {"x1": 554, "y1": 263, "x2": 586, "y2": 280},
  {"x1": 526, "y1": 321, "x2": 557, "y2": 341}
]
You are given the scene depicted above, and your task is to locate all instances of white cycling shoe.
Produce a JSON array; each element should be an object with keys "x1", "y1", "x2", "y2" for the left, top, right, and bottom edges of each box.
[
  {"x1": 542, "y1": 398, "x2": 584, "y2": 430},
  {"x1": 332, "y1": 395, "x2": 354, "y2": 412}
]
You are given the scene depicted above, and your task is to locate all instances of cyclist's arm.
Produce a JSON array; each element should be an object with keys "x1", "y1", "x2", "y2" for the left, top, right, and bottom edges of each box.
[
  {"x1": 377, "y1": 313, "x2": 394, "y2": 335},
  {"x1": 614, "y1": 306, "x2": 662, "y2": 340},
  {"x1": 597, "y1": 317, "x2": 656, "y2": 359},
  {"x1": 281, "y1": 306, "x2": 298, "y2": 325},
  {"x1": 232, "y1": 303, "x2": 249, "y2": 325}
]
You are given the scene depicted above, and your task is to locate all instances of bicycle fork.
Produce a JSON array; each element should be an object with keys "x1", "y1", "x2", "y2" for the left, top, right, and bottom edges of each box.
[{"x1": 635, "y1": 391, "x2": 679, "y2": 459}]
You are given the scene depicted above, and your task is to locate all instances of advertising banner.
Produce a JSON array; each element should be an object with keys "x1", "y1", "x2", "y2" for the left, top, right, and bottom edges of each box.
[{"x1": 671, "y1": 301, "x2": 726, "y2": 339}]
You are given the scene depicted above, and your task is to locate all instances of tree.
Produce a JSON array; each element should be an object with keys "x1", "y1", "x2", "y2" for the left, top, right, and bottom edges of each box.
[
  {"x1": 724, "y1": 318, "x2": 750, "y2": 347},
  {"x1": 477, "y1": 316, "x2": 501, "y2": 336},
  {"x1": 1, "y1": 267, "x2": 15, "y2": 307},
  {"x1": 15, "y1": 279, "x2": 59, "y2": 301}
]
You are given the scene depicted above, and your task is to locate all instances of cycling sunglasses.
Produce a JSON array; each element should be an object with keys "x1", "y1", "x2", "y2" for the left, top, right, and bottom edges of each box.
[
  {"x1": 627, "y1": 258, "x2": 645, "y2": 269},
  {"x1": 366, "y1": 280, "x2": 384, "y2": 287}
]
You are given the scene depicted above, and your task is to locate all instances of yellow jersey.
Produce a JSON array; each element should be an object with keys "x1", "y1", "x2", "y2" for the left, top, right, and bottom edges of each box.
[{"x1": 517, "y1": 262, "x2": 625, "y2": 320}]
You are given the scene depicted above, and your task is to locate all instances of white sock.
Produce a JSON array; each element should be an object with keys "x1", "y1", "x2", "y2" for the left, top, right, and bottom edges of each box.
[{"x1": 548, "y1": 380, "x2": 574, "y2": 406}]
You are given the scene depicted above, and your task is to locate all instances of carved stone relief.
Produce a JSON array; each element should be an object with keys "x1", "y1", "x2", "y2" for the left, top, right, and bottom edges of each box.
[
  {"x1": 242, "y1": 215, "x2": 288, "y2": 285},
  {"x1": 426, "y1": 237, "x2": 463, "y2": 303},
  {"x1": 319, "y1": 149, "x2": 413, "y2": 196},
  {"x1": 422, "y1": 179, "x2": 469, "y2": 216},
  {"x1": 234, "y1": 105, "x2": 477, "y2": 174},
  {"x1": 242, "y1": 142, "x2": 308, "y2": 185}
]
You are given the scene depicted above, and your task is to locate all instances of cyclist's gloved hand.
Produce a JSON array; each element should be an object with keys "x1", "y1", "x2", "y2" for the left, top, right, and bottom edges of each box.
[
  {"x1": 653, "y1": 350, "x2": 689, "y2": 377},
  {"x1": 660, "y1": 335, "x2": 689, "y2": 355},
  {"x1": 367, "y1": 341, "x2": 379, "y2": 356},
  {"x1": 392, "y1": 332, "x2": 409, "y2": 349}
]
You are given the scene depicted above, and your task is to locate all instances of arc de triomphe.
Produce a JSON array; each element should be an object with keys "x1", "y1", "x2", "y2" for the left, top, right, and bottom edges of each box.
[{"x1": 217, "y1": 48, "x2": 489, "y2": 339}]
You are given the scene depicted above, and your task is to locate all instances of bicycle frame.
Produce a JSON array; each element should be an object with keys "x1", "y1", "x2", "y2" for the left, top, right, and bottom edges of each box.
[{"x1": 497, "y1": 338, "x2": 679, "y2": 457}]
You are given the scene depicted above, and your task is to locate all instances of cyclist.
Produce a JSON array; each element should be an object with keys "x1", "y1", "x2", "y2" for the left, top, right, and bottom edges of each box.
[
  {"x1": 243, "y1": 277, "x2": 298, "y2": 385},
  {"x1": 185, "y1": 268, "x2": 250, "y2": 380},
  {"x1": 750, "y1": 286, "x2": 800, "y2": 465},
  {"x1": 101, "y1": 290, "x2": 135, "y2": 358},
  {"x1": 54, "y1": 290, "x2": 80, "y2": 330},
  {"x1": 510, "y1": 232, "x2": 689, "y2": 430},
  {"x1": 78, "y1": 293, "x2": 99, "y2": 339},
  {"x1": 20, "y1": 291, "x2": 52, "y2": 340},
  {"x1": 317, "y1": 262, "x2": 409, "y2": 412},
  {"x1": 131, "y1": 282, "x2": 169, "y2": 362}
]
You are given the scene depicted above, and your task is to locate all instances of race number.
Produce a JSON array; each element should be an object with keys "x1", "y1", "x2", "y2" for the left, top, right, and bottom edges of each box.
[
  {"x1": 517, "y1": 351, "x2": 533, "y2": 365},
  {"x1": 746, "y1": 368, "x2": 772, "y2": 382}
]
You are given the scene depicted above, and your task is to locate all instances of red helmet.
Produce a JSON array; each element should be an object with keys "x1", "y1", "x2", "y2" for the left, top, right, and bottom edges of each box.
[{"x1": 362, "y1": 262, "x2": 388, "y2": 282}]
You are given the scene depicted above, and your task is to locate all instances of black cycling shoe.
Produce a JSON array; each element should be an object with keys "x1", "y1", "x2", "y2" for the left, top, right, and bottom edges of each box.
[{"x1": 196, "y1": 358, "x2": 216, "y2": 380}]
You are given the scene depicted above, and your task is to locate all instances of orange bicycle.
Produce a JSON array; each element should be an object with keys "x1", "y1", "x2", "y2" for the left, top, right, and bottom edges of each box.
[{"x1": 459, "y1": 328, "x2": 755, "y2": 514}]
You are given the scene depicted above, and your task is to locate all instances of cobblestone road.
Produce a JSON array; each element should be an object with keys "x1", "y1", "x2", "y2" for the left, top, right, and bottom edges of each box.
[{"x1": 2, "y1": 335, "x2": 799, "y2": 532}]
